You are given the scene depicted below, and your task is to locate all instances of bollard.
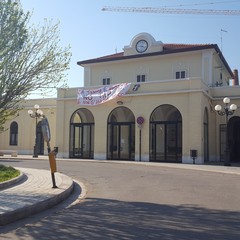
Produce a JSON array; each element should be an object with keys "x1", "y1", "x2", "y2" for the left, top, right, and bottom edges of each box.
[{"x1": 48, "y1": 151, "x2": 57, "y2": 188}]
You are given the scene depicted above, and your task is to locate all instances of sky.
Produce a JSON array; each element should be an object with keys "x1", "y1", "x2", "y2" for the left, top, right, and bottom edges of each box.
[{"x1": 20, "y1": 0, "x2": 240, "y2": 96}]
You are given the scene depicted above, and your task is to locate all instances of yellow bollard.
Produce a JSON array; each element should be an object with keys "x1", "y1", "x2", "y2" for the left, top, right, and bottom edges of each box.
[
  {"x1": 48, "y1": 151, "x2": 57, "y2": 173},
  {"x1": 48, "y1": 151, "x2": 57, "y2": 188}
]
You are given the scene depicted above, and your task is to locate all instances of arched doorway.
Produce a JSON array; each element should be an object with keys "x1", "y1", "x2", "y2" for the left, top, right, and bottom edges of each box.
[
  {"x1": 228, "y1": 116, "x2": 240, "y2": 163},
  {"x1": 107, "y1": 107, "x2": 135, "y2": 160},
  {"x1": 150, "y1": 104, "x2": 182, "y2": 162},
  {"x1": 69, "y1": 108, "x2": 94, "y2": 159},
  {"x1": 203, "y1": 108, "x2": 209, "y2": 162}
]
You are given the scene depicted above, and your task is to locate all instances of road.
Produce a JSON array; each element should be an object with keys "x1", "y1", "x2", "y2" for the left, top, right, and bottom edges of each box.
[{"x1": 1, "y1": 159, "x2": 240, "y2": 239}]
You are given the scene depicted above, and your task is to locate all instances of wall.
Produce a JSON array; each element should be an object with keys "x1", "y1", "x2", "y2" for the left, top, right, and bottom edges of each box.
[
  {"x1": 0, "y1": 98, "x2": 56, "y2": 155},
  {"x1": 56, "y1": 81, "x2": 209, "y2": 163},
  {"x1": 84, "y1": 51, "x2": 203, "y2": 86}
]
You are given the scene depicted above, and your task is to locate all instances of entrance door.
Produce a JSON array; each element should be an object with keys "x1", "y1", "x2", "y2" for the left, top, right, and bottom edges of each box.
[
  {"x1": 73, "y1": 124, "x2": 93, "y2": 158},
  {"x1": 107, "y1": 107, "x2": 135, "y2": 161},
  {"x1": 203, "y1": 108, "x2": 209, "y2": 162},
  {"x1": 228, "y1": 116, "x2": 240, "y2": 162},
  {"x1": 152, "y1": 123, "x2": 164, "y2": 161},
  {"x1": 108, "y1": 123, "x2": 134, "y2": 160},
  {"x1": 151, "y1": 122, "x2": 181, "y2": 162},
  {"x1": 150, "y1": 104, "x2": 182, "y2": 163},
  {"x1": 69, "y1": 108, "x2": 94, "y2": 159}
]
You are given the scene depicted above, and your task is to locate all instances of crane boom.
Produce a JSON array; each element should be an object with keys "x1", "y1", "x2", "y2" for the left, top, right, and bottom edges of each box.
[{"x1": 102, "y1": 6, "x2": 240, "y2": 16}]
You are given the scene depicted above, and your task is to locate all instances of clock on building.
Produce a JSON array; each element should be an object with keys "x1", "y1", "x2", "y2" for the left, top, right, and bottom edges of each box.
[{"x1": 136, "y1": 40, "x2": 148, "y2": 53}]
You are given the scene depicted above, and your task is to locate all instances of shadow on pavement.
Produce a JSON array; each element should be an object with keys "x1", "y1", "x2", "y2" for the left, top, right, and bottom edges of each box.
[{"x1": 3, "y1": 197, "x2": 240, "y2": 240}]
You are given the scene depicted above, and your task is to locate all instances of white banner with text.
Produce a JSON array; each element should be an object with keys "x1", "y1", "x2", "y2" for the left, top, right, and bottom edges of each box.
[{"x1": 77, "y1": 83, "x2": 131, "y2": 106}]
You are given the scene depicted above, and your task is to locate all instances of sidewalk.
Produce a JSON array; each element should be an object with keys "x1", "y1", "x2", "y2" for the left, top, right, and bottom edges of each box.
[{"x1": 0, "y1": 167, "x2": 74, "y2": 226}]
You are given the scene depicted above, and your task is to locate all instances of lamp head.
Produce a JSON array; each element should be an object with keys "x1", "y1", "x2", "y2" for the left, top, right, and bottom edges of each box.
[
  {"x1": 223, "y1": 97, "x2": 230, "y2": 104},
  {"x1": 230, "y1": 104, "x2": 237, "y2": 111},
  {"x1": 215, "y1": 105, "x2": 222, "y2": 112},
  {"x1": 28, "y1": 109, "x2": 33, "y2": 115},
  {"x1": 37, "y1": 109, "x2": 43, "y2": 115},
  {"x1": 34, "y1": 104, "x2": 40, "y2": 109}
]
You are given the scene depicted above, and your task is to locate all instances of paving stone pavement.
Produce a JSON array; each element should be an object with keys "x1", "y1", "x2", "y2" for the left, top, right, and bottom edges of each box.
[{"x1": 0, "y1": 167, "x2": 74, "y2": 225}]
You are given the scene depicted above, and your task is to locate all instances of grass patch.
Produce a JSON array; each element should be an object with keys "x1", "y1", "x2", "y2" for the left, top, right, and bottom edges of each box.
[{"x1": 0, "y1": 164, "x2": 20, "y2": 183}]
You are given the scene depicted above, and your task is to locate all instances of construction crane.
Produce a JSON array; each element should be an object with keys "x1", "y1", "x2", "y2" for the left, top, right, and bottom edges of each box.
[{"x1": 102, "y1": 6, "x2": 240, "y2": 16}]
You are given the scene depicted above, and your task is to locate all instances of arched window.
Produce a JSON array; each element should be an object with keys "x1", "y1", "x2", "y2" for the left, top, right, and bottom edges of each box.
[{"x1": 10, "y1": 121, "x2": 18, "y2": 146}]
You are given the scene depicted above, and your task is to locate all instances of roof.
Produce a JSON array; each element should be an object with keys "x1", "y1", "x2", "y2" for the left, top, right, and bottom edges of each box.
[{"x1": 77, "y1": 43, "x2": 233, "y2": 77}]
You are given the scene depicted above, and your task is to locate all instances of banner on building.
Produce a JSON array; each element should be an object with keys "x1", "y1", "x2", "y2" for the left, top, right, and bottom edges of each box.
[{"x1": 77, "y1": 83, "x2": 131, "y2": 106}]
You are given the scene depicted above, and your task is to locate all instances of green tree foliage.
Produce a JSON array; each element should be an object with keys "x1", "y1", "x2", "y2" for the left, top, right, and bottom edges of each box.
[{"x1": 0, "y1": 0, "x2": 71, "y2": 131}]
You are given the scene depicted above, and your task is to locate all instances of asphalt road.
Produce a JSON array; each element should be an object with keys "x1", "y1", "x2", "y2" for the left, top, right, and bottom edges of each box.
[{"x1": 1, "y1": 159, "x2": 240, "y2": 239}]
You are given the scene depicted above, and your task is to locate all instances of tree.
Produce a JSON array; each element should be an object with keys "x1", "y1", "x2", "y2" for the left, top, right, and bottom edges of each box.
[{"x1": 0, "y1": 0, "x2": 71, "y2": 131}]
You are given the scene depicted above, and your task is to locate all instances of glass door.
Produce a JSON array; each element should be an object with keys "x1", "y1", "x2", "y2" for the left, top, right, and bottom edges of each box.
[
  {"x1": 155, "y1": 124, "x2": 165, "y2": 161},
  {"x1": 150, "y1": 122, "x2": 181, "y2": 162},
  {"x1": 108, "y1": 123, "x2": 134, "y2": 160},
  {"x1": 72, "y1": 124, "x2": 94, "y2": 159},
  {"x1": 73, "y1": 125, "x2": 82, "y2": 157}
]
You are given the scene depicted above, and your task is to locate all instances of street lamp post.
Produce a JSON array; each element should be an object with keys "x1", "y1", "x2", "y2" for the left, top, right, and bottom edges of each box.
[
  {"x1": 28, "y1": 104, "x2": 43, "y2": 158},
  {"x1": 215, "y1": 97, "x2": 237, "y2": 166}
]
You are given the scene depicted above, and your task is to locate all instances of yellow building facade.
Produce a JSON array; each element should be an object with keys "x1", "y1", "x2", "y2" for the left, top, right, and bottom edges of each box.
[
  {"x1": 1, "y1": 33, "x2": 240, "y2": 164},
  {"x1": 0, "y1": 98, "x2": 56, "y2": 155}
]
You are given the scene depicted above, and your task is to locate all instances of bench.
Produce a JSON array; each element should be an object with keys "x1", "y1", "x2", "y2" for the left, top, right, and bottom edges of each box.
[{"x1": 0, "y1": 150, "x2": 18, "y2": 157}]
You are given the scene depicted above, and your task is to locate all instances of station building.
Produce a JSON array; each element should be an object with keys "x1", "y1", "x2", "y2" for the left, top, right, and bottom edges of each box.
[{"x1": 1, "y1": 33, "x2": 240, "y2": 164}]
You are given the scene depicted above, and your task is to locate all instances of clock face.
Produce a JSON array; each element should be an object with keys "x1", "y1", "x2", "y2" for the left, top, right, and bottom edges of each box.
[{"x1": 136, "y1": 40, "x2": 148, "y2": 53}]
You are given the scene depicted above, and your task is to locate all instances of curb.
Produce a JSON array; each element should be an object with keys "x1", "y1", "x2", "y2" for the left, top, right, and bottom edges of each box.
[
  {"x1": 0, "y1": 171, "x2": 74, "y2": 226},
  {"x1": 0, "y1": 170, "x2": 25, "y2": 190}
]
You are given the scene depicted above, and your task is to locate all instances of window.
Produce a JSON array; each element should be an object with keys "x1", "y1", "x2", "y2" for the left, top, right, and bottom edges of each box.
[
  {"x1": 176, "y1": 71, "x2": 186, "y2": 79},
  {"x1": 103, "y1": 78, "x2": 110, "y2": 85},
  {"x1": 137, "y1": 75, "x2": 145, "y2": 82},
  {"x1": 10, "y1": 121, "x2": 18, "y2": 146}
]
